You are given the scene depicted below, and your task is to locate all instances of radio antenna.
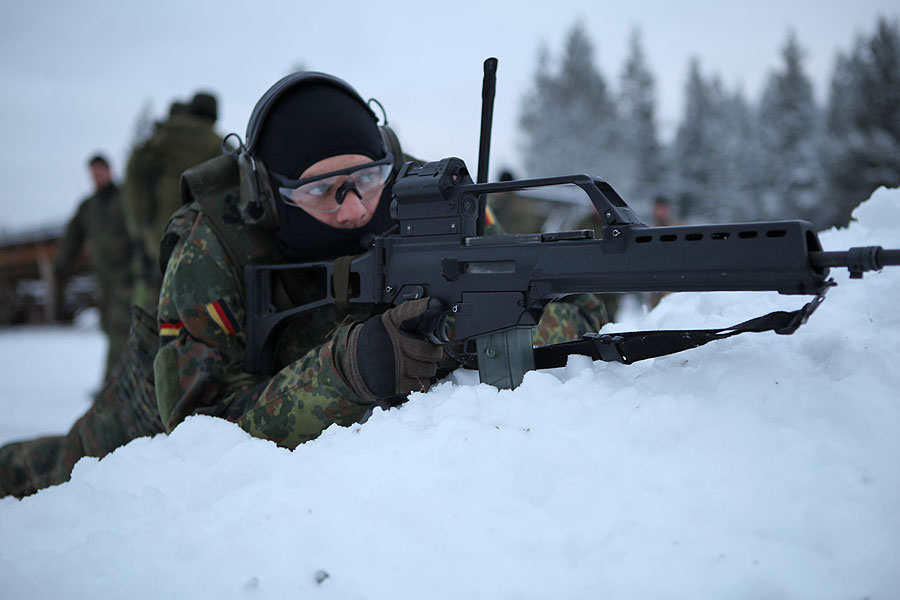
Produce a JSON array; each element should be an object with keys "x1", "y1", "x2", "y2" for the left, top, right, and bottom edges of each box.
[{"x1": 477, "y1": 57, "x2": 498, "y2": 184}]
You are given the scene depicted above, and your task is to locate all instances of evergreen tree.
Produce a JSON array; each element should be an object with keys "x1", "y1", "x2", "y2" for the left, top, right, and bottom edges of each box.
[
  {"x1": 669, "y1": 58, "x2": 728, "y2": 221},
  {"x1": 519, "y1": 23, "x2": 621, "y2": 181},
  {"x1": 716, "y1": 88, "x2": 763, "y2": 222},
  {"x1": 756, "y1": 31, "x2": 827, "y2": 225},
  {"x1": 617, "y1": 27, "x2": 663, "y2": 218},
  {"x1": 669, "y1": 59, "x2": 770, "y2": 223},
  {"x1": 824, "y1": 16, "x2": 900, "y2": 225}
]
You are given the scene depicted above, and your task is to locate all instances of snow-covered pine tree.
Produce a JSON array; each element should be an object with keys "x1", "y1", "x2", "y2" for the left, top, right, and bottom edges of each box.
[
  {"x1": 617, "y1": 27, "x2": 663, "y2": 219},
  {"x1": 669, "y1": 58, "x2": 729, "y2": 222},
  {"x1": 756, "y1": 31, "x2": 827, "y2": 225},
  {"x1": 518, "y1": 23, "x2": 621, "y2": 181},
  {"x1": 715, "y1": 87, "x2": 763, "y2": 223},
  {"x1": 669, "y1": 58, "x2": 768, "y2": 223},
  {"x1": 824, "y1": 16, "x2": 900, "y2": 226}
]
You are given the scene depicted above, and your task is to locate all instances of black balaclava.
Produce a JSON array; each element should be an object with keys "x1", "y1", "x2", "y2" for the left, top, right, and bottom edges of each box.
[{"x1": 254, "y1": 81, "x2": 395, "y2": 261}]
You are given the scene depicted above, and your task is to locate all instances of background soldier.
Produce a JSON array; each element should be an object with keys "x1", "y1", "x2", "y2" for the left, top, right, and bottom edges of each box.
[
  {"x1": 122, "y1": 91, "x2": 224, "y2": 314},
  {"x1": 487, "y1": 169, "x2": 547, "y2": 234},
  {"x1": 652, "y1": 195, "x2": 678, "y2": 227},
  {"x1": 53, "y1": 154, "x2": 133, "y2": 380}
]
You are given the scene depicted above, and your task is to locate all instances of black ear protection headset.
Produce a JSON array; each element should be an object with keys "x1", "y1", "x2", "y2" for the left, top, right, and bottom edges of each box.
[{"x1": 230, "y1": 71, "x2": 403, "y2": 230}]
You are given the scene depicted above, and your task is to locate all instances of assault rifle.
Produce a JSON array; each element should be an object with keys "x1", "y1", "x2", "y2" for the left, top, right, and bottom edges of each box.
[{"x1": 244, "y1": 156, "x2": 900, "y2": 388}]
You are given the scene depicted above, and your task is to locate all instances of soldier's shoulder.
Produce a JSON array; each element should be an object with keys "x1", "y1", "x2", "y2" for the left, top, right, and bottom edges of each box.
[
  {"x1": 163, "y1": 212, "x2": 242, "y2": 300},
  {"x1": 182, "y1": 154, "x2": 238, "y2": 201},
  {"x1": 167, "y1": 168, "x2": 277, "y2": 274}
]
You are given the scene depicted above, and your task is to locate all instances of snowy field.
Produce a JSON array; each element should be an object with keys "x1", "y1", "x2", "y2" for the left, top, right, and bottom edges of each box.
[
  {"x1": 1, "y1": 190, "x2": 899, "y2": 599},
  {"x1": 0, "y1": 312, "x2": 105, "y2": 447}
]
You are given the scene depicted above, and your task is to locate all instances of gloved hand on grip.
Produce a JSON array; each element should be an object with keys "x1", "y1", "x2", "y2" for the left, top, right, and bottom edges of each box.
[{"x1": 343, "y1": 298, "x2": 445, "y2": 402}]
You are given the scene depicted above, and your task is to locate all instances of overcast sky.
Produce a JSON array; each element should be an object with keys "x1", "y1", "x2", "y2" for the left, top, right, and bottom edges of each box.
[{"x1": 0, "y1": 0, "x2": 896, "y2": 231}]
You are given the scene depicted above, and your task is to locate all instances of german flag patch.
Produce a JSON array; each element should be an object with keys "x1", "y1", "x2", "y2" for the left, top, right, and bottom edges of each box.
[
  {"x1": 484, "y1": 205, "x2": 497, "y2": 226},
  {"x1": 160, "y1": 321, "x2": 184, "y2": 337},
  {"x1": 206, "y1": 299, "x2": 240, "y2": 335}
]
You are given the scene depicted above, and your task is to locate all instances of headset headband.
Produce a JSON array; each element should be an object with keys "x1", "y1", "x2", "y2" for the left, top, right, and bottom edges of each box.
[{"x1": 244, "y1": 72, "x2": 378, "y2": 155}]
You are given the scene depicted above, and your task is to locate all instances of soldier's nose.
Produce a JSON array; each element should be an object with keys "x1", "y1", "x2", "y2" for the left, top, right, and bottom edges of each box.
[{"x1": 335, "y1": 193, "x2": 367, "y2": 226}]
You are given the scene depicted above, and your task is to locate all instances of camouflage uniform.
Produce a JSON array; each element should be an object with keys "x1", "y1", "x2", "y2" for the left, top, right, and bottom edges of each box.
[
  {"x1": 488, "y1": 191, "x2": 547, "y2": 234},
  {"x1": 123, "y1": 111, "x2": 223, "y2": 313},
  {"x1": 0, "y1": 155, "x2": 607, "y2": 498},
  {"x1": 153, "y1": 156, "x2": 608, "y2": 447},
  {"x1": 53, "y1": 181, "x2": 133, "y2": 377},
  {"x1": 153, "y1": 155, "x2": 383, "y2": 447}
]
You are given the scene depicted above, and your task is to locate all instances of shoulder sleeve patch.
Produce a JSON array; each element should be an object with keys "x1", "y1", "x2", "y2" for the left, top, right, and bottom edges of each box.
[{"x1": 206, "y1": 299, "x2": 241, "y2": 335}]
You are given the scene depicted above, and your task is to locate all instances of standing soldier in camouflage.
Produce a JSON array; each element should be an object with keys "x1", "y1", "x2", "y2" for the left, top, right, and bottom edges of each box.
[
  {"x1": 122, "y1": 92, "x2": 223, "y2": 314},
  {"x1": 0, "y1": 72, "x2": 605, "y2": 498},
  {"x1": 53, "y1": 154, "x2": 133, "y2": 380},
  {"x1": 486, "y1": 169, "x2": 548, "y2": 234}
]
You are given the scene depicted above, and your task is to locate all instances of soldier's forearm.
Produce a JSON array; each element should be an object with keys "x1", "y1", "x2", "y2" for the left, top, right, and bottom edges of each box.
[{"x1": 233, "y1": 325, "x2": 373, "y2": 448}]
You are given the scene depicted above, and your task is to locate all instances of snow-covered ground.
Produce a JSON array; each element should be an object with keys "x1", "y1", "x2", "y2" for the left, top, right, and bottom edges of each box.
[
  {"x1": 0, "y1": 311, "x2": 105, "y2": 447},
  {"x1": 1, "y1": 189, "x2": 899, "y2": 599}
]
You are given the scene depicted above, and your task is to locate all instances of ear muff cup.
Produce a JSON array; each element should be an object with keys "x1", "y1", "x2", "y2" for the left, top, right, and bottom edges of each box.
[
  {"x1": 379, "y1": 124, "x2": 403, "y2": 172},
  {"x1": 238, "y1": 153, "x2": 280, "y2": 230}
]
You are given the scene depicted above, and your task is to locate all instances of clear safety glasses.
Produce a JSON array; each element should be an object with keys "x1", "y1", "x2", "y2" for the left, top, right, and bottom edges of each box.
[{"x1": 271, "y1": 153, "x2": 393, "y2": 214}]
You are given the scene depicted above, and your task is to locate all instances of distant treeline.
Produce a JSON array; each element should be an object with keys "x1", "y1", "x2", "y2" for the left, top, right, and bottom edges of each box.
[{"x1": 518, "y1": 16, "x2": 900, "y2": 229}]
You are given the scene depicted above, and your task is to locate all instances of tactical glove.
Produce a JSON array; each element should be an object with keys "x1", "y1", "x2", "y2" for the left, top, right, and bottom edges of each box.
[{"x1": 344, "y1": 298, "x2": 445, "y2": 402}]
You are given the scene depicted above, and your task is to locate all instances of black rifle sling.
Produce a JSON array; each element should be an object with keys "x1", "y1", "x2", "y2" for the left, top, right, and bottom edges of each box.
[
  {"x1": 533, "y1": 292, "x2": 828, "y2": 368},
  {"x1": 332, "y1": 255, "x2": 356, "y2": 310}
]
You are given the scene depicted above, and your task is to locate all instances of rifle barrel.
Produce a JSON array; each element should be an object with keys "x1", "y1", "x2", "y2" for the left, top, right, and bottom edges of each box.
[{"x1": 810, "y1": 246, "x2": 900, "y2": 273}]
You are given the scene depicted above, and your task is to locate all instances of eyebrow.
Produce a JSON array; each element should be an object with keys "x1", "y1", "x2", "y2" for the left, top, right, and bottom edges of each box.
[
  {"x1": 301, "y1": 166, "x2": 341, "y2": 178},
  {"x1": 300, "y1": 158, "x2": 373, "y2": 180}
]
